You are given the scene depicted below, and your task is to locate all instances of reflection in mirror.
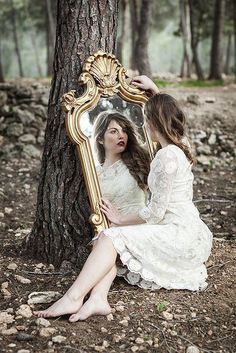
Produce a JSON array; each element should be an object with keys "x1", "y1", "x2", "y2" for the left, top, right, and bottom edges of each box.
[
  {"x1": 80, "y1": 95, "x2": 146, "y2": 165},
  {"x1": 80, "y1": 95, "x2": 150, "y2": 222}
]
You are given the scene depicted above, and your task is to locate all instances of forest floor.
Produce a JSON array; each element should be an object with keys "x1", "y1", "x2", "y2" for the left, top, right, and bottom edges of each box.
[{"x1": 0, "y1": 84, "x2": 235, "y2": 353}]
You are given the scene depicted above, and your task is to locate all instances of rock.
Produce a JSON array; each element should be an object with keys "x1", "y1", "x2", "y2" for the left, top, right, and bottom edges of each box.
[
  {"x1": 162, "y1": 312, "x2": 173, "y2": 320},
  {"x1": 186, "y1": 346, "x2": 200, "y2": 353},
  {"x1": 0, "y1": 312, "x2": 15, "y2": 324},
  {"x1": 5, "y1": 207, "x2": 13, "y2": 215},
  {"x1": 205, "y1": 97, "x2": 215, "y2": 103},
  {"x1": 208, "y1": 133, "x2": 217, "y2": 145},
  {"x1": 197, "y1": 155, "x2": 211, "y2": 166},
  {"x1": 187, "y1": 94, "x2": 200, "y2": 105},
  {"x1": 14, "y1": 275, "x2": 31, "y2": 284},
  {"x1": 119, "y1": 319, "x2": 129, "y2": 327},
  {"x1": 13, "y1": 107, "x2": 35, "y2": 124},
  {"x1": 6, "y1": 123, "x2": 23, "y2": 137},
  {"x1": 135, "y1": 337, "x2": 144, "y2": 344},
  {"x1": 18, "y1": 134, "x2": 36, "y2": 144},
  {"x1": 1, "y1": 282, "x2": 9, "y2": 289},
  {"x1": 131, "y1": 346, "x2": 139, "y2": 352},
  {"x1": 21, "y1": 144, "x2": 41, "y2": 159},
  {"x1": 16, "y1": 304, "x2": 32, "y2": 318},
  {"x1": 17, "y1": 350, "x2": 30, "y2": 353},
  {"x1": 52, "y1": 335, "x2": 67, "y2": 343},
  {"x1": 1, "y1": 288, "x2": 11, "y2": 298},
  {"x1": 1, "y1": 326, "x2": 18, "y2": 335},
  {"x1": 115, "y1": 305, "x2": 124, "y2": 312},
  {"x1": 16, "y1": 333, "x2": 34, "y2": 341},
  {"x1": 39, "y1": 327, "x2": 57, "y2": 337},
  {"x1": 35, "y1": 317, "x2": 51, "y2": 327},
  {"x1": 28, "y1": 291, "x2": 62, "y2": 304},
  {"x1": 197, "y1": 145, "x2": 211, "y2": 155},
  {"x1": 0, "y1": 91, "x2": 7, "y2": 106},
  {"x1": 106, "y1": 313, "x2": 113, "y2": 321},
  {"x1": 101, "y1": 327, "x2": 108, "y2": 333}
]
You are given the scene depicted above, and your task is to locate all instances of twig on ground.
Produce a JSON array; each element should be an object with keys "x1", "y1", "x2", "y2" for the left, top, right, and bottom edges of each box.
[
  {"x1": 22, "y1": 270, "x2": 72, "y2": 276},
  {"x1": 208, "y1": 260, "x2": 232, "y2": 270},
  {"x1": 194, "y1": 199, "x2": 234, "y2": 204}
]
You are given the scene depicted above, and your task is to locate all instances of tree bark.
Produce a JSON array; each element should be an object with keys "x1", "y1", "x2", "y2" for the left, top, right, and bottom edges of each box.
[
  {"x1": 30, "y1": 30, "x2": 43, "y2": 77},
  {"x1": 188, "y1": 0, "x2": 204, "y2": 80},
  {"x1": 234, "y1": 0, "x2": 236, "y2": 83},
  {"x1": 224, "y1": 32, "x2": 232, "y2": 75},
  {"x1": 209, "y1": 0, "x2": 225, "y2": 79},
  {"x1": 180, "y1": 0, "x2": 191, "y2": 78},
  {"x1": 10, "y1": 0, "x2": 24, "y2": 77},
  {"x1": 23, "y1": 0, "x2": 119, "y2": 269},
  {"x1": 134, "y1": 0, "x2": 152, "y2": 76}
]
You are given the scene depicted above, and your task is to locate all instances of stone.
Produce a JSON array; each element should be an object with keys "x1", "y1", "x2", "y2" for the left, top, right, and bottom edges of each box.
[
  {"x1": 35, "y1": 317, "x2": 51, "y2": 327},
  {"x1": 0, "y1": 312, "x2": 15, "y2": 324},
  {"x1": 14, "y1": 275, "x2": 31, "y2": 284},
  {"x1": 16, "y1": 304, "x2": 32, "y2": 318},
  {"x1": 18, "y1": 134, "x2": 36, "y2": 144},
  {"x1": 13, "y1": 106, "x2": 35, "y2": 124},
  {"x1": 197, "y1": 155, "x2": 211, "y2": 166},
  {"x1": 187, "y1": 94, "x2": 200, "y2": 105},
  {"x1": 162, "y1": 311, "x2": 173, "y2": 320},
  {"x1": 119, "y1": 319, "x2": 129, "y2": 327},
  {"x1": 101, "y1": 327, "x2": 108, "y2": 333},
  {"x1": 6, "y1": 123, "x2": 23, "y2": 137},
  {"x1": 115, "y1": 305, "x2": 125, "y2": 312},
  {"x1": 106, "y1": 313, "x2": 113, "y2": 321},
  {"x1": 0, "y1": 91, "x2": 7, "y2": 106},
  {"x1": 135, "y1": 337, "x2": 144, "y2": 344},
  {"x1": 4, "y1": 207, "x2": 13, "y2": 215},
  {"x1": 1, "y1": 327, "x2": 18, "y2": 335},
  {"x1": 197, "y1": 145, "x2": 211, "y2": 155},
  {"x1": 28, "y1": 291, "x2": 62, "y2": 304},
  {"x1": 17, "y1": 350, "x2": 30, "y2": 353},
  {"x1": 16, "y1": 333, "x2": 34, "y2": 341},
  {"x1": 39, "y1": 327, "x2": 57, "y2": 337},
  {"x1": 21, "y1": 145, "x2": 41, "y2": 159},
  {"x1": 205, "y1": 97, "x2": 215, "y2": 103},
  {"x1": 186, "y1": 346, "x2": 200, "y2": 353},
  {"x1": 131, "y1": 346, "x2": 139, "y2": 352},
  {"x1": 52, "y1": 335, "x2": 66, "y2": 343},
  {"x1": 208, "y1": 133, "x2": 217, "y2": 145}
]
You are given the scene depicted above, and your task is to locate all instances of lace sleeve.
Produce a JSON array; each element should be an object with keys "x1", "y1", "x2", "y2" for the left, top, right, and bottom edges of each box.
[{"x1": 139, "y1": 148, "x2": 178, "y2": 224}]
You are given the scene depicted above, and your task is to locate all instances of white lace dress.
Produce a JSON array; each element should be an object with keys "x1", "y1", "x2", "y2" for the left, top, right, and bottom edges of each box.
[{"x1": 100, "y1": 145, "x2": 213, "y2": 291}]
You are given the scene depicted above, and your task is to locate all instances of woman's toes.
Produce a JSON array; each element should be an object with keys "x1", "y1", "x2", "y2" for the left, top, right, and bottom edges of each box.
[{"x1": 69, "y1": 312, "x2": 81, "y2": 322}]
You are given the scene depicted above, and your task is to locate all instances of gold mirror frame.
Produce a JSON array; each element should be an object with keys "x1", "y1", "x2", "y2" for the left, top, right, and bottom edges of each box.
[{"x1": 62, "y1": 50, "x2": 154, "y2": 234}]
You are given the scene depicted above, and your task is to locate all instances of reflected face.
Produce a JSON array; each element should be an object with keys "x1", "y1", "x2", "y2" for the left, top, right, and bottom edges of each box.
[{"x1": 101, "y1": 120, "x2": 128, "y2": 157}]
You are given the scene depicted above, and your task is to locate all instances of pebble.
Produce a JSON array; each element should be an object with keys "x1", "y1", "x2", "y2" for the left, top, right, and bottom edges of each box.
[
  {"x1": 1, "y1": 327, "x2": 18, "y2": 335},
  {"x1": 131, "y1": 346, "x2": 139, "y2": 352},
  {"x1": 101, "y1": 327, "x2": 108, "y2": 333},
  {"x1": 14, "y1": 275, "x2": 31, "y2": 284},
  {"x1": 162, "y1": 311, "x2": 173, "y2": 320},
  {"x1": 7, "y1": 262, "x2": 18, "y2": 270},
  {"x1": 35, "y1": 317, "x2": 51, "y2": 327},
  {"x1": 16, "y1": 304, "x2": 32, "y2": 318},
  {"x1": 186, "y1": 346, "x2": 200, "y2": 353},
  {"x1": 115, "y1": 305, "x2": 125, "y2": 312},
  {"x1": 106, "y1": 313, "x2": 113, "y2": 321},
  {"x1": 16, "y1": 333, "x2": 34, "y2": 341},
  {"x1": 0, "y1": 311, "x2": 15, "y2": 324},
  {"x1": 135, "y1": 337, "x2": 144, "y2": 344},
  {"x1": 52, "y1": 335, "x2": 66, "y2": 343},
  {"x1": 28, "y1": 291, "x2": 62, "y2": 304},
  {"x1": 39, "y1": 327, "x2": 57, "y2": 337},
  {"x1": 17, "y1": 350, "x2": 30, "y2": 353},
  {"x1": 4, "y1": 207, "x2": 13, "y2": 214},
  {"x1": 119, "y1": 319, "x2": 129, "y2": 327}
]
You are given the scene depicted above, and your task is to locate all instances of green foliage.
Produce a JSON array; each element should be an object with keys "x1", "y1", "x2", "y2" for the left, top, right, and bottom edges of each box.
[
  {"x1": 154, "y1": 79, "x2": 224, "y2": 88},
  {"x1": 155, "y1": 301, "x2": 169, "y2": 313}
]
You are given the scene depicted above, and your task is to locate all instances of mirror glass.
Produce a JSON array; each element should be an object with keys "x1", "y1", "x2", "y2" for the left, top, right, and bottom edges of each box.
[{"x1": 80, "y1": 95, "x2": 146, "y2": 166}]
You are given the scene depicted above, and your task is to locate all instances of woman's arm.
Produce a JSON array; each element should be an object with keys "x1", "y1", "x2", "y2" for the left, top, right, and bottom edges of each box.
[
  {"x1": 132, "y1": 75, "x2": 159, "y2": 96},
  {"x1": 100, "y1": 199, "x2": 145, "y2": 226}
]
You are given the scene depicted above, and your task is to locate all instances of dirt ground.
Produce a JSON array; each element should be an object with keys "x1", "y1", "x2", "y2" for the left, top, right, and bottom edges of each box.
[{"x1": 0, "y1": 85, "x2": 235, "y2": 353}]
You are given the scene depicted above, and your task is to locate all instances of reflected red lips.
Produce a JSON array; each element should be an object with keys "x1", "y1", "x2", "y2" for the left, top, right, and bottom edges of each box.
[{"x1": 117, "y1": 141, "x2": 125, "y2": 146}]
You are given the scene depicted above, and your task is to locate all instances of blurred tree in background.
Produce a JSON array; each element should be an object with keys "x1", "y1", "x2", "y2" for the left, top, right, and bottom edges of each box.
[{"x1": 0, "y1": 0, "x2": 235, "y2": 80}]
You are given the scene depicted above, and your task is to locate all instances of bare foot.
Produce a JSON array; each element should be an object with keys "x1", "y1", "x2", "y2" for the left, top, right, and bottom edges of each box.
[
  {"x1": 69, "y1": 295, "x2": 111, "y2": 322},
  {"x1": 33, "y1": 293, "x2": 83, "y2": 318}
]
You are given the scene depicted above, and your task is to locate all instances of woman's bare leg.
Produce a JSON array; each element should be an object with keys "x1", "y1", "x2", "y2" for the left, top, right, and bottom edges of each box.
[
  {"x1": 33, "y1": 234, "x2": 117, "y2": 318},
  {"x1": 69, "y1": 265, "x2": 117, "y2": 322}
]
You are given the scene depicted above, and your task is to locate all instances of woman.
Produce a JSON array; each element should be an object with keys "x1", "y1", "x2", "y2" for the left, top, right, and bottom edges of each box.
[
  {"x1": 34, "y1": 76, "x2": 213, "y2": 322},
  {"x1": 34, "y1": 110, "x2": 150, "y2": 320}
]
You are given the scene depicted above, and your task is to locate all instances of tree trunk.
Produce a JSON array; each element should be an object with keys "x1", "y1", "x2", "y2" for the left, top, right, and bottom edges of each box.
[
  {"x1": 116, "y1": 0, "x2": 128, "y2": 64},
  {"x1": 0, "y1": 38, "x2": 4, "y2": 83},
  {"x1": 129, "y1": 0, "x2": 139, "y2": 71},
  {"x1": 224, "y1": 32, "x2": 232, "y2": 75},
  {"x1": 10, "y1": 0, "x2": 24, "y2": 77},
  {"x1": 30, "y1": 30, "x2": 43, "y2": 77},
  {"x1": 209, "y1": 0, "x2": 225, "y2": 79},
  {"x1": 23, "y1": 0, "x2": 119, "y2": 269},
  {"x1": 188, "y1": 0, "x2": 204, "y2": 80},
  {"x1": 135, "y1": 0, "x2": 152, "y2": 76},
  {"x1": 234, "y1": 0, "x2": 236, "y2": 83},
  {"x1": 180, "y1": 0, "x2": 191, "y2": 78},
  {"x1": 46, "y1": 0, "x2": 56, "y2": 76}
]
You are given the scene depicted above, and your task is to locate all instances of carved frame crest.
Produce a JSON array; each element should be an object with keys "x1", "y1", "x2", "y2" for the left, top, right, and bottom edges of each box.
[{"x1": 62, "y1": 50, "x2": 153, "y2": 234}]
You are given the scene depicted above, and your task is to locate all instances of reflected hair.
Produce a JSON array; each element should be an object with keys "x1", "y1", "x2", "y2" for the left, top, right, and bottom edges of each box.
[
  {"x1": 93, "y1": 111, "x2": 150, "y2": 190},
  {"x1": 144, "y1": 93, "x2": 194, "y2": 164}
]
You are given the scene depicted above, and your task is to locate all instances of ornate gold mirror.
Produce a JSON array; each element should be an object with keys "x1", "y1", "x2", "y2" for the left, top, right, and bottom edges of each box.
[{"x1": 62, "y1": 51, "x2": 154, "y2": 234}]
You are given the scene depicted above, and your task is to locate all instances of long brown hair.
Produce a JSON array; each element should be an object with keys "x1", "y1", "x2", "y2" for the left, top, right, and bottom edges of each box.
[
  {"x1": 144, "y1": 93, "x2": 194, "y2": 164},
  {"x1": 93, "y1": 111, "x2": 150, "y2": 190}
]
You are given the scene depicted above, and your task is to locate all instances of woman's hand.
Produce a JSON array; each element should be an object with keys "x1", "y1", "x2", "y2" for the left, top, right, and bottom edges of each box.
[
  {"x1": 132, "y1": 75, "x2": 159, "y2": 95},
  {"x1": 100, "y1": 198, "x2": 123, "y2": 226}
]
